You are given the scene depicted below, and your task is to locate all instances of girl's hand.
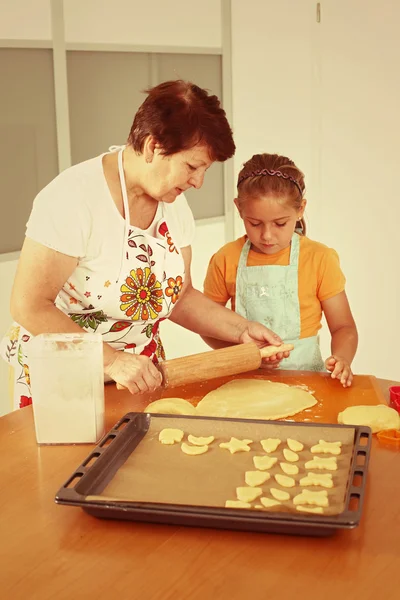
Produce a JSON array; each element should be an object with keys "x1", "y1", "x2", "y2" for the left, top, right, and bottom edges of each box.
[
  {"x1": 105, "y1": 350, "x2": 163, "y2": 395},
  {"x1": 325, "y1": 355, "x2": 353, "y2": 387},
  {"x1": 239, "y1": 321, "x2": 290, "y2": 364}
]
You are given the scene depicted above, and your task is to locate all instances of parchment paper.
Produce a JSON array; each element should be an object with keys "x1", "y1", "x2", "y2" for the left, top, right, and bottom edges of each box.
[{"x1": 86, "y1": 417, "x2": 355, "y2": 516}]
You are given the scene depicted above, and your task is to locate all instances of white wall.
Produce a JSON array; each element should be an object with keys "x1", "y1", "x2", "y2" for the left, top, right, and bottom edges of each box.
[
  {"x1": 64, "y1": 0, "x2": 221, "y2": 47},
  {"x1": 0, "y1": 0, "x2": 52, "y2": 39},
  {"x1": 0, "y1": 0, "x2": 221, "y2": 47},
  {"x1": 231, "y1": 0, "x2": 400, "y2": 380}
]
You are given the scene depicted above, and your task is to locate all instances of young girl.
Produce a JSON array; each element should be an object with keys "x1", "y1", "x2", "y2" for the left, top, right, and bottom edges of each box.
[{"x1": 203, "y1": 153, "x2": 358, "y2": 387}]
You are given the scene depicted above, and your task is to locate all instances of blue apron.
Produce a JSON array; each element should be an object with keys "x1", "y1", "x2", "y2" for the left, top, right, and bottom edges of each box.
[{"x1": 235, "y1": 233, "x2": 325, "y2": 371}]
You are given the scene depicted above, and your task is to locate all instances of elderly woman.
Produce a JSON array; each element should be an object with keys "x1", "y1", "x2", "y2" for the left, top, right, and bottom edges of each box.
[{"x1": 1, "y1": 80, "x2": 289, "y2": 409}]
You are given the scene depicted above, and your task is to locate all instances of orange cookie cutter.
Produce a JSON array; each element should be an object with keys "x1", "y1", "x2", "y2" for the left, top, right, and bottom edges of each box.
[{"x1": 377, "y1": 429, "x2": 400, "y2": 448}]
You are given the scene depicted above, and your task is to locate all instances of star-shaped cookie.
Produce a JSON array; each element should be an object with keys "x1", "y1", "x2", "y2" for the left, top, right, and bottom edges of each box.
[{"x1": 219, "y1": 437, "x2": 253, "y2": 454}]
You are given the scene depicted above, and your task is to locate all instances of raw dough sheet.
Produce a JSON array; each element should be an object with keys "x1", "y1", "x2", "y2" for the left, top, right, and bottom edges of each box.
[{"x1": 86, "y1": 417, "x2": 355, "y2": 516}]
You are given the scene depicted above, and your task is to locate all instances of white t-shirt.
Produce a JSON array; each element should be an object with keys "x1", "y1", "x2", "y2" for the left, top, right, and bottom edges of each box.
[{"x1": 25, "y1": 153, "x2": 195, "y2": 314}]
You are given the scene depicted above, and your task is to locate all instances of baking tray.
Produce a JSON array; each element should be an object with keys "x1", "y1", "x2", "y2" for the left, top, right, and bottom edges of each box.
[{"x1": 55, "y1": 413, "x2": 372, "y2": 537}]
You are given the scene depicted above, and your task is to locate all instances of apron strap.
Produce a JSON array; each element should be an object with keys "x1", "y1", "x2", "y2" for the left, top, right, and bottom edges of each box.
[
  {"x1": 289, "y1": 232, "x2": 301, "y2": 267},
  {"x1": 238, "y1": 239, "x2": 252, "y2": 269}
]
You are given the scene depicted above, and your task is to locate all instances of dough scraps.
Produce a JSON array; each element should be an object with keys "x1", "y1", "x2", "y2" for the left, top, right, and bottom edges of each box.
[
  {"x1": 305, "y1": 457, "x2": 338, "y2": 471},
  {"x1": 158, "y1": 428, "x2": 184, "y2": 445},
  {"x1": 274, "y1": 474, "x2": 296, "y2": 488},
  {"x1": 245, "y1": 471, "x2": 271, "y2": 487},
  {"x1": 219, "y1": 437, "x2": 253, "y2": 454},
  {"x1": 338, "y1": 404, "x2": 400, "y2": 433},
  {"x1": 145, "y1": 398, "x2": 196, "y2": 415},
  {"x1": 283, "y1": 448, "x2": 299, "y2": 463},
  {"x1": 253, "y1": 456, "x2": 278, "y2": 470},
  {"x1": 195, "y1": 379, "x2": 317, "y2": 420},
  {"x1": 280, "y1": 462, "x2": 299, "y2": 475},
  {"x1": 181, "y1": 442, "x2": 208, "y2": 455},
  {"x1": 300, "y1": 473, "x2": 334, "y2": 488},
  {"x1": 287, "y1": 438, "x2": 304, "y2": 452},
  {"x1": 187, "y1": 434, "x2": 215, "y2": 446},
  {"x1": 236, "y1": 487, "x2": 263, "y2": 502},
  {"x1": 225, "y1": 500, "x2": 251, "y2": 509},
  {"x1": 260, "y1": 438, "x2": 281, "y2": 453},
  {"x1": 310, "y1": 440, "x2": 342, "y2": 455},
  {"x1": 270, "y1": 488, "x2": 290, "y2": 502}
]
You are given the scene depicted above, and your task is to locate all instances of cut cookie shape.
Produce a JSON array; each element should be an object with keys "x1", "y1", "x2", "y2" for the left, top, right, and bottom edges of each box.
[
  {"x1": 253, "y1": 456, "x2": 278, "y2": 470},
  {"x1": 187, "y1": 434, "x2": 215, "y2": 446},
  {"x1": 293, "y1": 489, "x2": 329, "y2": 508},
  {"x1": 283, "y1": 448, "x2": 299, "y2": 463},
  {"x1": 287, "y1": 438, "x2": 304, "y2": 452},
  {"x1": 158, "y1": 428, "x2": 184, "y2": 445},
  {"x1": 280, "y1": 462, "x2": 299, "y2": 476},
  {"x1": 181, "y1": 442, "x2": 208, "y2": 455},
  {"x1": 310, "y1": 440, "x2": 342, "y2": 455},
  {"x1": 225, "y1": 500, "x2": 251, "y2": 509},
  {"x1": 274, "y1": 474, "x2": 296, "y2": 488},
  {"x1": 245, "y1": 471, "x2": 271, "y2": 487},
  {"x1": 260, "y1": 497, "x2": 282, "y2": 508},
  {"x1": 305, "y1": 457, "x2": 338, "y2": 471},
  {"x1": 270, "y1": 488, "x2": 290, "y2": 502},
  {"x1": 236, "y1": 487, "x2": 263, "y2": 503},
  {"x1": 296, "y1": 505, "x2": 324, "y2": 515},
  {"x1": 219, "y1": 437, "x2": 253, "y2": 454},
  {"x1": 260, "y1": 438, "x2": 281, "y2": 453},
  {"x1": 300, "y1": 472, "x2": 334, "y2": 488}
]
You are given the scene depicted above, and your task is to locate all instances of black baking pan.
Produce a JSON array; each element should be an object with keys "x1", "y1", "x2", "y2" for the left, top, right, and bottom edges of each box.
[{"x1": 55, "y1": 413, "x2": 372, "y2": 537}]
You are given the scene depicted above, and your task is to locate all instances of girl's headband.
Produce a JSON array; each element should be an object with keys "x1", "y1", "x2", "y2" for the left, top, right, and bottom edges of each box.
[{"x1": 237, "y1": 168, "x2": 303, "y2": 198}]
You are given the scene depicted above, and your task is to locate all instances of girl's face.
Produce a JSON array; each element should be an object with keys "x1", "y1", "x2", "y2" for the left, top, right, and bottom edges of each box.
[{"x1": 235, "y1": 194, "x2": 306, "y2": 255}]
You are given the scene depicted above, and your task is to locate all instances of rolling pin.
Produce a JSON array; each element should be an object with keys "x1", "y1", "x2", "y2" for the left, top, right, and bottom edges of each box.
[{"x1": 116, "y1": 342, "x2": 294, "y2": 390}]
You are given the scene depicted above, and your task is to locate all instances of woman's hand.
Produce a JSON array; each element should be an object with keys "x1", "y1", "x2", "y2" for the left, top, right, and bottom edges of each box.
[
  {"x1": 325, "y1": 355, "x2": 353, "y2": 387},
  {"x1": 238, "y1": 320, "x2": 290, "y2": 364},
  {"x1": 105, "y1": 350, "x2": 163, "y2": 395}
]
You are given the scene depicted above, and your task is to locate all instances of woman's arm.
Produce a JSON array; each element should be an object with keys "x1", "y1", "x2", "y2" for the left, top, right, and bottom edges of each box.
[
  {"x1": 322, "y1": 291, "x2": 358, "y2": 386},
  {"x1": 169, "y1": 247, "x2": 289, "y2": 359},
  {"x1": 11, "y1": 238, "x2": 162, "y2": 393}
]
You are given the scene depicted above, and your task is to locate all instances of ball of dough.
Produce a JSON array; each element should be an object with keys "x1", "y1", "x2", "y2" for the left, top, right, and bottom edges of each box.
[{"x1": 338, "y1": 404, "x2": 400, "y2": 433}]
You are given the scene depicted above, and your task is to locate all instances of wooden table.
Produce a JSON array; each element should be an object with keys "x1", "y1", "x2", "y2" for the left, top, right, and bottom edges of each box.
[{"x1": 0, "y1": 373, "x2": 399, "y2": 600}]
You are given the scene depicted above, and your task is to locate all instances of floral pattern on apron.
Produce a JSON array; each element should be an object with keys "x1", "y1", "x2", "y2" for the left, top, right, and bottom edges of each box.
[
  {"x1": 235, "y1": 233, "x2": 325, "y2": 372},
  {"x1": 1, "y1": 148, "x2": 185, "y2": 410}
]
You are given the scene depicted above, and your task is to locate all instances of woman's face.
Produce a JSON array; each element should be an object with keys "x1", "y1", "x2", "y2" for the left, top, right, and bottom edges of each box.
[{"x1": 144, "y1": 141, "x2": 214, "y2": 203}]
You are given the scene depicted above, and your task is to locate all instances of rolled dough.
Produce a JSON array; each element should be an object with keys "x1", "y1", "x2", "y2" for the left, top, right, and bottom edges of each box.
[
  {"x1": 196, "y1": 379, "x2": 317, "y2": 420},
  {"x1": 145, "y1": 398, "x2": 197, "y2": 415},
  {"x1": 338, "y1": 405, "x2": 400, "y2": 433}
]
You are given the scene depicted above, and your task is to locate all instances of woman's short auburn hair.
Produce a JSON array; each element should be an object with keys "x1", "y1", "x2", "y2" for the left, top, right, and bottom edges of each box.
[{"x1": 128, "y1": 80, "x2": 235, "y2": 162}]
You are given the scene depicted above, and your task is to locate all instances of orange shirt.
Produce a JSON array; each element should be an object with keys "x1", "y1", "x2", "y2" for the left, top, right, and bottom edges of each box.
[{"x1": 203, "y1": 235, "x2": 346, "y2": 339}]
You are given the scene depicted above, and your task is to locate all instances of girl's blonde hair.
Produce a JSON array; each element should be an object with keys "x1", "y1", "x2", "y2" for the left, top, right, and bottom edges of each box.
[{"x1": 237, "y1": 153, "x2": 306, "y2": 234}]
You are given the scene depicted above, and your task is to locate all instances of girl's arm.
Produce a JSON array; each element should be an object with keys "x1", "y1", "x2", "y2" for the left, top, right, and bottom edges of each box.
[{"x1": 322, "y1": 291, "x2": 358, "y2": 387}]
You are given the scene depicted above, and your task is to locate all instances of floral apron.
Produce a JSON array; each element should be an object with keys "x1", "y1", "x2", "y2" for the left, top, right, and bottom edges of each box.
[
  {"x1": 1, "y1": 148, "x2": 185, "y2": 410},
  {"x1": 235, "y1": 233, "x2": 325, "y2": 371}
]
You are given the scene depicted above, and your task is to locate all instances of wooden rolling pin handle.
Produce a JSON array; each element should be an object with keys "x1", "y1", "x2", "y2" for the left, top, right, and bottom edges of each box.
[
  {"x1": 259, "y1": 343, "x2": 294, "y2": 359},
  {"x1": 115, "y1": 342, "x2": 294, "y2": 391}
]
